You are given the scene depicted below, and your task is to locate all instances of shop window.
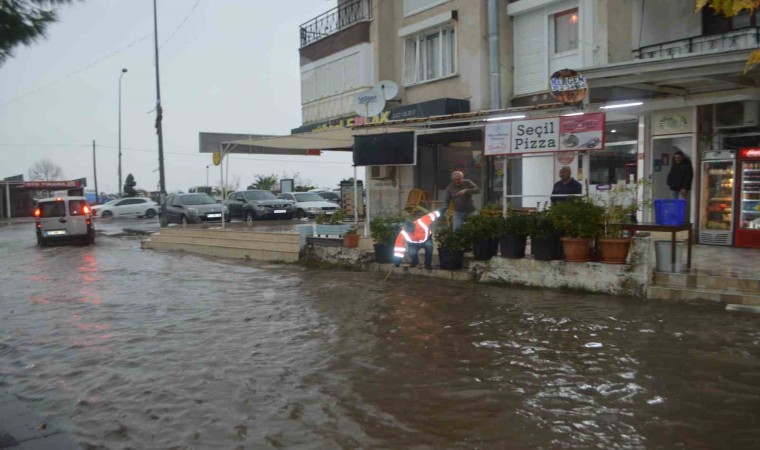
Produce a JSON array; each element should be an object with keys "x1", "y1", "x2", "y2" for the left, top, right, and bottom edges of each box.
[
  {"x1": 403, "y1": 24, "x2": 456, "y2": 85},
  {"x1": 589, "y1": 144, "x2": 637, "y2": 185},
  {"x1": 554, "y1": 8, "x2": 579, "y2": 54}
]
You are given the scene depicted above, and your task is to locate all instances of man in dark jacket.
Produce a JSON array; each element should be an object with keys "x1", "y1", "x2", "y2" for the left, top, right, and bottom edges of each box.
[
  {"x1": 444, "y1": 171, "x2": 481, "y2": 231},
  {"x1": 667, "y1": 150, "x2": 693, "y2": 199},
  {"x1": 551, "y1": 166, "x2": 582, "y2": 203}
]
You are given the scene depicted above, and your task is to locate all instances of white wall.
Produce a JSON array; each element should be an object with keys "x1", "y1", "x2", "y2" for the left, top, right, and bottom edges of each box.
[{"x1": 632, "y1": 0, "x2": 701, "y2": 48}]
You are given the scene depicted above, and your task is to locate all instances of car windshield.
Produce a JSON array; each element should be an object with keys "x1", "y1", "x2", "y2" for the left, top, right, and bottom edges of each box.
[
  {"x1": 102, "y1": 199, "x2": 119, "y2": 206},
  {"x1": 245, "y1": 191, "x2": 276, "y2": 200},
  {"x1": 293, "y1": 193, "x2": 324, "y2": 202},
  {"x1": 180, "y1": 194, "x2": 216, "y2": 205}
]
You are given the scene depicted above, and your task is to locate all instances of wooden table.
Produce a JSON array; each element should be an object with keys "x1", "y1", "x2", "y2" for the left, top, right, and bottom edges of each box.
[{"x1": 620, "y1": 223, "x2": 693, "y2": 272}]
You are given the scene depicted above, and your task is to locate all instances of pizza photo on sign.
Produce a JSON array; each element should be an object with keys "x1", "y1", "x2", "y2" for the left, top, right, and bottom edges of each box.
[{"x1": 549, "y1": 69, "x2": 588, "y2": 104}]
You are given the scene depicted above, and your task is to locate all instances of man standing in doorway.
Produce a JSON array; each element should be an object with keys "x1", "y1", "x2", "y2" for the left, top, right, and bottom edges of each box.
[
  {"x1": 444, "y1": 170, "x2": 481, "y2": 231},
  {"x1": 667, "y1": 150, "x2": 693, "y2": 200},
  {"x1": 551, "y1": 166, "x2": 582, "y2": 203}
]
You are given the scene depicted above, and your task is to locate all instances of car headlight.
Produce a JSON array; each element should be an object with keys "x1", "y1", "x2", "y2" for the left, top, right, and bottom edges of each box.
[
  {"x1": 307, "y1": 207, "x2": 321, "y2": 212},
  {"x1": 187, "y1": 208, "x2": 199, "y2": 214}
]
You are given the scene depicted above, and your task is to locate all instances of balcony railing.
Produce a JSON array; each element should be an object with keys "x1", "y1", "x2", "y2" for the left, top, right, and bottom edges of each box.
[
  {"x1": 633, "y1": 27, "x2": 760, "y2": 60},
  {"x1": 299, "y1": 0, "x2": 372, "y2": 48}
]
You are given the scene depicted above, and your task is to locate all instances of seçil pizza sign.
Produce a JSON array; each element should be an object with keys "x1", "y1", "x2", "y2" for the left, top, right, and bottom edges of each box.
[{"x1": 484, "y1": 112, "x2": 605, "y2": 156}]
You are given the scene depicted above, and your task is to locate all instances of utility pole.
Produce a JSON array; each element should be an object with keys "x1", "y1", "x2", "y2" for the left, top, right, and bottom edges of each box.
[
  {"x1": 153, "y1": 0, "x2": 168, "y2": 227},
  {"x1": 92, "y1": 140, "x2": 100, "y2": 204},
  {"x1": 118, "y1": 68, "x2": 128, "y2": 196}
]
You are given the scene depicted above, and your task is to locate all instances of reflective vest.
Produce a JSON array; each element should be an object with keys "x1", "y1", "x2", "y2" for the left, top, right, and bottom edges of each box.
[{"x1": 393, "y1": 211, "x2": 441, "y2": 259}]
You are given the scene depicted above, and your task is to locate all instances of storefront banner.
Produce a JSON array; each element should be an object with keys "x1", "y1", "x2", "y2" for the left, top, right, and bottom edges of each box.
[
  {"x1": 652, "y1": 108, "x2": 693, "y2": 136},
  {"x1": 484, "y1": 122, "x2": 511, "y2": 156},
  {"x1": 511, "y1": 118, "x2": 559, "y2": 153},
  {"x1": 22, "y1": 179, "x2": 82, "y2": 189},
  {"x1": 558, "y1": 112, "x2": 604, "y2": 151},
  {"x1": 483, "y1": 113, "x2": 606, "y2": 155}
]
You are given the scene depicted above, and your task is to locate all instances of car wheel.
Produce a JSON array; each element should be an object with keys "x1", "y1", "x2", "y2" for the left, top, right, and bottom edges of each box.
[
  {"x1": 296, "y1": 209, "x2": 305, "y2": 219},
  {"x1": 145, "y1": 209, "x2": 156, "y2": 218},
  {"x1": 181, "y1": 215, "x2": 188, "y2": 226},
  {"x1": 101, "y1": 210, "x2": 113, "y2": 218},
  {"x1": 245, "y1": 210, "x2": 255, "y2": 222}
]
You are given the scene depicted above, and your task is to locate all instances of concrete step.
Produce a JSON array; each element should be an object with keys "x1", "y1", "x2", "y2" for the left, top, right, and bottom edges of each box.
[
  {"x1": 648, "y1": 285, "x2": 760, "y2": 306},
  {"x1": 158, "y1": 227, "x2": 301, "y2": 244},
  {"x1": 653, "y1": 272, "x2": 760, "y2": 295},
  {"x1": 142, "y1": 239, "x2": 299, "y2": 262},
  {"x1": 151, "y1": 234, "x2": 300, "y2": 253}
]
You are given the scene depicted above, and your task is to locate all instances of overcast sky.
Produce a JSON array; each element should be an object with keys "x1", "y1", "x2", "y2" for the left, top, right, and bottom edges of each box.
[{"x1": 0, "y1": 0, "x2": 357, "y2": 194}]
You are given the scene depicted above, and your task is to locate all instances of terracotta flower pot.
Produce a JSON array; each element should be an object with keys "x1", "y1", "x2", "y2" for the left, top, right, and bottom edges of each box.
[
  {"x1": 343, "y1": 234, "x2": 360, "y2": 248},
  {"x1": 598, "y1": 237, "x2": 631, "y2": 264},
  {"x1": 560, "y1": 237, "x2": 592, "y2": 262}
]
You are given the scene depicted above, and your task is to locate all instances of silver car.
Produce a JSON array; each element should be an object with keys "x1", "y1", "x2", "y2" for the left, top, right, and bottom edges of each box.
[{"x1": 164, "y1": 193, "x2": 228, "y2": 225}]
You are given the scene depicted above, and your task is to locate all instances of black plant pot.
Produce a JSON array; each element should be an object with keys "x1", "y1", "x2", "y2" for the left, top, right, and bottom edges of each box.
[
  {"x1": 500, "y1": 235, "x2": 527, "y2": 259},
  {"x1": 472, "y1": 238, "x2": 495, "y2": 261},
  {"x1": 438, "y1": 247, "x2": 464, "y2": 270},
  {"x1": 531, "y1": 236, "x2": 562, "y2": 261},
  {"x1": 373, "y1": 243, "x2": 394, "y2": 264}
]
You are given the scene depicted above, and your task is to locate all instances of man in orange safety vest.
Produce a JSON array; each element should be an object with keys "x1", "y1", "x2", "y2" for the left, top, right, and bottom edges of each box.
[{"x1": 393, "y1": 209, "x2": 446, "y2": 270}]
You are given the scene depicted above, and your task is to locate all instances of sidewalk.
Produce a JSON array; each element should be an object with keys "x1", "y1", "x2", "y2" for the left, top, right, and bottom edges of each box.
[{"x1": 0, "y1": 388, "x2": 79, "y2": 449}]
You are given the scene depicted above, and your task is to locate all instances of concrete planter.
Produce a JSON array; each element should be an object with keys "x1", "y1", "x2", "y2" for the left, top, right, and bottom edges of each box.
[{"x1": 315, "y1": 224, "x2": 349, "y2": 237}]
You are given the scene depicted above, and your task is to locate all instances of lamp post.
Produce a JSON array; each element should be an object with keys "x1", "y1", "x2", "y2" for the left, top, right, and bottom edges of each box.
[
  {"x1": 206, "y1": 164, "x2": 211, "y2": 188},
  {"x1": 118, "y1": 68, "x2": 127, "y2": 196},
  {"x1": 153, "y1": 0, "x2": 168, "y2": 227}
]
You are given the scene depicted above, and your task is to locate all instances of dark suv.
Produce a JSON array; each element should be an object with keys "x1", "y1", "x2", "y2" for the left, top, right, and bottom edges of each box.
[{"x1": 224, "y1": 190, "x2": 295, "y2": 221}]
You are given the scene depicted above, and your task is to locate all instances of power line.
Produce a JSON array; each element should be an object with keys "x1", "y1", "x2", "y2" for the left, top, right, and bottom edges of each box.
[{"x1": 161, "y1": 0, "x2": 203, "y2": 49}]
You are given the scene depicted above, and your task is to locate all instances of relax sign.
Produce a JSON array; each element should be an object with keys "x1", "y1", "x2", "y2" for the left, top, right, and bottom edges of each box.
[{"x1": 484, "y1": 113, "x2": 605, "y2": 156}]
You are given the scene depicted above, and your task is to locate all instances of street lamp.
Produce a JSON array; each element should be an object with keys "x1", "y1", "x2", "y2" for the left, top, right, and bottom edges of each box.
[
  {"x1": 205, "y1": 164, "x2": 211, "y2": 187},
  {"x1": 118, "y1": 67, "x2": 128, "y2": 196}
]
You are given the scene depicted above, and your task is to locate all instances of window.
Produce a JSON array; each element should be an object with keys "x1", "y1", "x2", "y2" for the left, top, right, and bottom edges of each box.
[
  {"x1": 703, "y1": 8, "x2": 755, "y2": 35},
  {"x1": 404, "y1": 0, "x2": 449, "y2": 17},
  {"x1": 69, "y1": 200, "x2": 87, "y2": 216},
  {"x1": 403, "y1": 25, "x2": 456, "y2": 85},
  {"x1": 554, "y1": 8, "x2": 579, "y2": 54}
]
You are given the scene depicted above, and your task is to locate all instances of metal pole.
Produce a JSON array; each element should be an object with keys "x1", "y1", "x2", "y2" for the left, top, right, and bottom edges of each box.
[
  {"x1": 153, "y1": 0, "x2": 168, "y2": 227},
  {"x1": 5, "y1": 181, "x2": 10, "y2": 220},
  {"x1": 219, "y1": 145, "x2": 225, "y2": 230},
  {"x1": 92, "y1": 140, "x2": 100, "y2": 204},
  {"x1": 118, "y1": 68, "x2": 127, "y2": 196},
  {"x1": 206, "y1": 164, "x2": 210, "y2": 188},
  {"x1": 353, "y1": 166, "x2": 358, "y2": 227}
]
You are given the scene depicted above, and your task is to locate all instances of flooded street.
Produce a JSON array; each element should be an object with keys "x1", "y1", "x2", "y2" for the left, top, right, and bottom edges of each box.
[{"x1": 1, "y1": 223, "x2": 759, "y2": 449}]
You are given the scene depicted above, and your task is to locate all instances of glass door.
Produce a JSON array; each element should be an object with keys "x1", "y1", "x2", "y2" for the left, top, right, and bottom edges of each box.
[{"x1": 738, "y1": 160, "x2": 760, "y2": 231}]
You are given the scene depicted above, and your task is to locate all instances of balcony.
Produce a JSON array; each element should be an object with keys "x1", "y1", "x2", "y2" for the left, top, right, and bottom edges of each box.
[
  {"x1": 299, "y1": 0, "x2": 373, "y2": 48},
  {"x1": 634, "y1": 27, "x2": 760, "y2": 60}
]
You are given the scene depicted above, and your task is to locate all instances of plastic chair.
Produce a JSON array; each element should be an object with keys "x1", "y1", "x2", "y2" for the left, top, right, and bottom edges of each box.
[{"x1": 403, "y1": 189, "x2": 429, "y2": 215}]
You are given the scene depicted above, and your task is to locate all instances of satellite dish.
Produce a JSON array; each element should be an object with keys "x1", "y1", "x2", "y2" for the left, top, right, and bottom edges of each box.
[
  {"x1": 377, "y1": 80, "x2": 399, "y2": 100},
  {"x1": 353, "y1": 86, "x2": 385, "y2": 117}
]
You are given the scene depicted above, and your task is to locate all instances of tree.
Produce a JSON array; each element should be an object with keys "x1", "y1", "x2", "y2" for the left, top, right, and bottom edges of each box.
[
  {"x1": 696, "y1": 0, "x2": 760, "y2": 71},
  {"x1": 0, "y1": 0, "x2": 77, "y2": 67},
  {"x1": 28, "y1": 158, "x2": 63, "y2": 180},
  {"x1": 249, "y1": 174, "x2": 278, "y2": 191},
  {"x1": 124, "y1": 173, "x2": 137, "y2": 197}
]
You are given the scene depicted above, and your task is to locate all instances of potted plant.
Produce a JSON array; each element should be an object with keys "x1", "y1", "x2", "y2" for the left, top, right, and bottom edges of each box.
[
  {"x1": 370, "y1": 216, "x2": 403, "y2": 263},
  {"x1": 314, "y1": 210, "x2": 348, "y2": 237},
  {"x1": 528, "y1": 208, "x2": 562, "y2": 261},
  {"x1": 435, "y1": 225, "x2": 470, "y2": 270},
  {"x1": 594, "y1": 180, "x2": 651, "y2": 264},
  {"x1": 497, "y1": 210, "x2": 531, "y2": 258},
  {"x1": 548, "y1": 198, "x2": 604, "y2": 262},
  {"x1": 479, "y1": 201, "x2": 503, "y2": 218},
  {"x1": 343, "y1": 225, "x2": 360, "y2": 248},
  {"x1": 461, "y1": 214, "x2": 501, "y2": 261}
]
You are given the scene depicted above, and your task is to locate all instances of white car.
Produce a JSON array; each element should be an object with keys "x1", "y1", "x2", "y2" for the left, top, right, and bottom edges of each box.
[
  {"x1": 92, "y1": 197, "x2": 160, "y2": 219},
  {"x1": 34, "y1": 196, "x2": 94, "y2": 246},
  {"x1": 276, "y1": 192, "x2": 340, "y2": 218}
]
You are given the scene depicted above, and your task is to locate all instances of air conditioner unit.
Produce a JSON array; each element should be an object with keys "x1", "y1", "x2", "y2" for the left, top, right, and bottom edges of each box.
[
  {"x1": 370, "y1": 166, "x2": 397, "y2": 179},
  {"x1": 714, "y1": 101, "x2": 760, "y2": 130}
]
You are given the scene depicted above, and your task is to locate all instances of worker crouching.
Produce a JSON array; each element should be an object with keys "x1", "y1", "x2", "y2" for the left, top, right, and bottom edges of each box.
[{"x1": 393, "y1": 210, "x2": 444, "y2": 270}]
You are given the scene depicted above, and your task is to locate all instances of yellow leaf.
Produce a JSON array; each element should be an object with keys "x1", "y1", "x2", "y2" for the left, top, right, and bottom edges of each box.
[{"x1": 744, "y1": 49, "x2": 760, "y2": 73}]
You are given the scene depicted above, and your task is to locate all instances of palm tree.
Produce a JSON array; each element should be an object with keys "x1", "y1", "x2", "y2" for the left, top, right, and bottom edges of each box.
[{"x1": 251, "y1": 174, "x2": 278, "y2": 191}]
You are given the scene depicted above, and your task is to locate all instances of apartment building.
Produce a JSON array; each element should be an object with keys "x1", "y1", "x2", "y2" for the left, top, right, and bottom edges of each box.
[{"x1": 295, "y1": 0, "x2": 760, "y2": 244}]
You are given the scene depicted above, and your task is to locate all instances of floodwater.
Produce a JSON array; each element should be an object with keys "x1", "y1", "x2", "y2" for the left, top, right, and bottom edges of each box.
[{"x1": 1, "y1": 223, "x2": 759, "y2": 449}]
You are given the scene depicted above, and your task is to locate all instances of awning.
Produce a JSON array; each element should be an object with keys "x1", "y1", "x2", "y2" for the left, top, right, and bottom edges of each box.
[{"x1": 225, "y1": 126, "x2": 411, "y2": 154}]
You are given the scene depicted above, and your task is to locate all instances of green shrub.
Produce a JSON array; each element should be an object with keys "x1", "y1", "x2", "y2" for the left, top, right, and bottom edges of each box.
[
  {"x1": 435, "y1": 226, "x2": 471, "y2": 253},
  {"x1": 548, "y1": 198, "x2": 604, "y2": 238}
]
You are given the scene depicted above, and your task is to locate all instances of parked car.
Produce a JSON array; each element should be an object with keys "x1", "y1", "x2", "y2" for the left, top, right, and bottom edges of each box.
[
  {"x1": 317, "y1": 191, "x2": 341, "y2": 204},
  {"x1": 34, "y1": 196, "x2": 94, "y2": 246},
  {"x1": 163, "y1": 193, "x2": 228, "y2": 225},
  {"x1": 276, "y1": 192, "x2": 340, "y2": 218},
  {"x1": 224, "y1": 190, "x2": 295, "y2": 220},
  {"x1": 91, "y1": 197, "x2": 159, "y2": 219}
]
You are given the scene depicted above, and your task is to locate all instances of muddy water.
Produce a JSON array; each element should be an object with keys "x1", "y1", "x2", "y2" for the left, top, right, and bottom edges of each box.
[{"x1": 1, "y1": 224, "x2": 759, "y2": 449}]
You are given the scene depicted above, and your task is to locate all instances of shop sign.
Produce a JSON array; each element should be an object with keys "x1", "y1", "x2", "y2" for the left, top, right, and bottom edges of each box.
[
  {"x1": 311, "y1": 111, "x2": 391, "y2": 132},
  {"x1": 549, "y1": 69, "x2": 588, "y2": 104},
  {"x1": 652, "y1": 108, "x2": 693, "y2": 135},
  {"x1": 212, "y1": 151, "x2": 221, "y2": 166},
  {"x1": 23, "y1": 179, "x2": 82, "y2": 189},
  {"x1": 742, "y1": 148, "x2": 760, "y2": 158},
  {"x1": 485, "y1": 113, "x2": 605, "y2": 155}
]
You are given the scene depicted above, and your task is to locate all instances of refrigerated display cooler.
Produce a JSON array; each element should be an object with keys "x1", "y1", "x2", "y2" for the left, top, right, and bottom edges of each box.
[
  {"x1": 699, "y1": 150, "x2": 735, "y2": 245},
  {"x1": 735, "y1": 147, "x2": 760, "y2": 248}
]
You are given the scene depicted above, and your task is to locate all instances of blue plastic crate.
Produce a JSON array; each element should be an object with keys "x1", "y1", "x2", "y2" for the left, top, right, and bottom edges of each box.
[{"x1": 654, "y1": 199, "x2": 686, "y2": 225}]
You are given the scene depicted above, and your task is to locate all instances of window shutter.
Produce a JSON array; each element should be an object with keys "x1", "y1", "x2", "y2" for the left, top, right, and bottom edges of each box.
[{"x1": 514, "y1": 9, "x2": 548, "y2": 96}]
